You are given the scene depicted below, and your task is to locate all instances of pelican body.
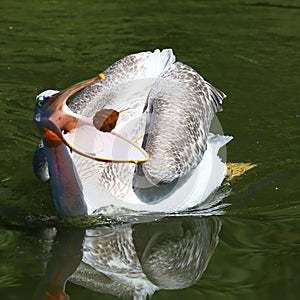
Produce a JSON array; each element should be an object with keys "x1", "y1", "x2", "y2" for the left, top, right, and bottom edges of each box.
[{"x1": 33, "y1": 49, "x2": 232, "y2": 217}]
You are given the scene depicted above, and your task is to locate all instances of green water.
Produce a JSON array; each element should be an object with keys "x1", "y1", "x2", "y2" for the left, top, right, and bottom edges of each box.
[{"x1": 1, "y1": 0, "x2": 300, "y2": 299}]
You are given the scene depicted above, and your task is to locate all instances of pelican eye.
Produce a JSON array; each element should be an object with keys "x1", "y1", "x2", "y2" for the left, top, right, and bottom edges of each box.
[{"x1": 37, "y1": 96, "x2": 48, "y2": 107}]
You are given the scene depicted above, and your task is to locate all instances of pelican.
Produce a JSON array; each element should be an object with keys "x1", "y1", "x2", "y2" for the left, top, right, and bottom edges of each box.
[{"x1": 33, "y1": 49, "x2": 232, "y2": 217}]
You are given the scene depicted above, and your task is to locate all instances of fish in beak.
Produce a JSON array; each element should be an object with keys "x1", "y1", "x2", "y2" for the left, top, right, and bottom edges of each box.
[{"x1": 34, "y1": 73, "x2": 149, "y2": 163}]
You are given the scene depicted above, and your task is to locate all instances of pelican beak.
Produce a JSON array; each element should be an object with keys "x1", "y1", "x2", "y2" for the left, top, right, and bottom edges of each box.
[
  {"x1": 49, "y1": 74, "x2": 105, "y2": 111},
  {"x1": 61, "y1": 119, "x2": 149, "y2": 163},
  {"x1": 40, "y1": 73, "x2": 149, "y2": 164}
]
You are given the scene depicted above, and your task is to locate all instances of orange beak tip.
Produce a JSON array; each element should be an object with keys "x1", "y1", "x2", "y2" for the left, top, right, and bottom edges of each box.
[{"x1": 98, "y1": 73, "x2": 105, "y2": 80}]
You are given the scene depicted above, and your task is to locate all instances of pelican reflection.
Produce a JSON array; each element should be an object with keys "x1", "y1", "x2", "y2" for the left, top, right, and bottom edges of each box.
[{"x1": 35, "y1": 216, "x2": 221, "y2": 299}]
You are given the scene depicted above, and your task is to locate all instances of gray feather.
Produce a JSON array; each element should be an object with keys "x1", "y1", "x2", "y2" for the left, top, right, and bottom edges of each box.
[
  {"x1": 141, "y1": 62, "x2": 226, "y2": 184},
  {"x1": 69, "y1": 50, "x2": 174, "y2": 117},
  {"x1": 32, "y1": 140, "x2": 50, "y2": 181}
]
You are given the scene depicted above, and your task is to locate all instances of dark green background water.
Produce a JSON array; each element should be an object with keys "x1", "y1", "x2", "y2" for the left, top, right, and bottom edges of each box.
[{"x1": 1, "y1": 0, "x2": 299, "y2": 299}]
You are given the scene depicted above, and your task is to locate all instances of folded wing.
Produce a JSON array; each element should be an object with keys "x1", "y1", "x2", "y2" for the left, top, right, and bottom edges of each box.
[{"x1": 141, "y1": 62, "x2": 226, "y2": 184}]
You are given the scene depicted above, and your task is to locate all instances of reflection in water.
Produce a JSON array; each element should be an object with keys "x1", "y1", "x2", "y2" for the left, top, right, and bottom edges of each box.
[
  {"x1": 35, "y1": 217, "x2": 221, "y2": 299},
  {"x1": 34, "y1": 229, "x2": 85, "y2": 300}
]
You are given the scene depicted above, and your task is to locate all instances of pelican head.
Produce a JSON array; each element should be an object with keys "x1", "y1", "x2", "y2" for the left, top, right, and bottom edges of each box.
[
  {"x1": 34, "y1": 76, "x2": 102, "y2": 146},
  {"x1": 34, "y1": 90, "x2": 63, "y2": 143}
]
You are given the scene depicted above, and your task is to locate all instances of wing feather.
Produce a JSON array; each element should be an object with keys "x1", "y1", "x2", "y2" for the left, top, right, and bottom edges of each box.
[
  {"x1": 141, "y1": 62, "x2": 226, "y2": 184},
  {"x1": 69, "y1": 49, "x2": 175, "y2": 116}
]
